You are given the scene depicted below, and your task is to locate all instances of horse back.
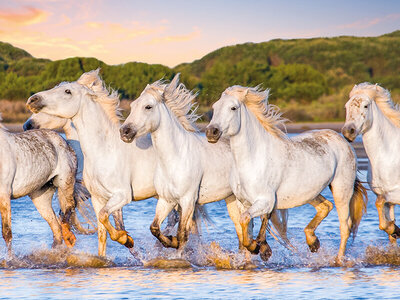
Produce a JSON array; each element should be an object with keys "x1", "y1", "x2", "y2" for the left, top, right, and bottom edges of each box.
[{"x1": 7, "y1": 129, "x2": 75, "y2": 198}]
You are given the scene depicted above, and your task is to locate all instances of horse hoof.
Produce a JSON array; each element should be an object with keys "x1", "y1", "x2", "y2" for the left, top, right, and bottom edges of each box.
[
  {"x1": 390, "y1": 225, "x2": 400, "y2": 239},
  {"x1": 259, "y1": 242, "x2": 272, "y2": 262},
  {"x1": 61, "y1": 223, "x2": 76, "y2": 248},
  {"x1": 124, "y1": 235, "x2": 134, "y2": 248},
  {"x1": 308, "y1": 237, "x2": 320, "y2": 253}
]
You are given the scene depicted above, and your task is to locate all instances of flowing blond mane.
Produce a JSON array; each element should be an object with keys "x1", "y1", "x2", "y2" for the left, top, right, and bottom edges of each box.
[
  {"x1": 77, "y1": 69, "x2": 122, "y2": 125},
  {"x1": 225, "y1": 85, "x2": 287, "y2": 138},
  {"x1": 351, "y1": 83, "x2": 400, "y2": 127},
  {"x1": 144, "y1": 74, "x2": 200, "y2": 132}
]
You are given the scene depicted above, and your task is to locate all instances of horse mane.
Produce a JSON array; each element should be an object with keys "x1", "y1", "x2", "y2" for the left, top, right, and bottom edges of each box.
[
  {"x1": 77, "y1": 69, "x2": 122, "y2": 125},
  {"x1": 225, "y1": 85, "x2": 287, "y2": 138},
  {"x1": 351, "y1": 83, "x2": 400, "y2": 127},
  {"x1": 145, "y1": 74, "x2": 200, "y2": 132}
]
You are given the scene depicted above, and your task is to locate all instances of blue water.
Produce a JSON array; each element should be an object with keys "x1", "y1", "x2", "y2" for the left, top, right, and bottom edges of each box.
[{"x1": 0, "y1": 167, "x2": 399, "y2": 299}]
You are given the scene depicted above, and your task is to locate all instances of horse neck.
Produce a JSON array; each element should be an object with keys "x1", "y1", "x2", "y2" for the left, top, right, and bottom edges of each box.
[
  {"x1": 362, "y1": 102, "x2": 400, "y2": 159},
  {"x1": 62, "y1": 120, "x2": 79, "y2": 141},
  {"x1": 230, "y1": 106, "x2": 286, "y2": 167},
  {"x1": 63, "y1": 120, "x2": 84, "y2": 178},
  {"x1": 72, "y1": 97, "x2": 121, "y2": 155},
  {"x1": 151, "y1": 104, "x2": 194, "y2": 163}
]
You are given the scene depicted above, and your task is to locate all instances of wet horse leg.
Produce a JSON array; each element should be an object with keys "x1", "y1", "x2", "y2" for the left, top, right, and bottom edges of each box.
[
  {"x1": 98, "y1": 194, "x2": 133, "y2": 249},
  {"x1": 256, "y1": 215, "x2": 272, "y2": 261},
  {"x1": 54, "y1": 174, "x2": 77, "y2": 248},
  {"x1": 0, "y1": 194, "x2": 12, "y2": 256},
  {"x1": 388, "y1": 204, "x2": 397, "y2": 245},
  {"x1": 150, "y1": 197, "x2": 177, "y2": 248},
  {"x1": 176, "y1": 200, "x2": 195, "y2": 255},
  {"x1": 240, "y1": 197, "x2": 275, "y2": 260},
  {"x1": 376, "y1": 196, "x2": 400, "y2": 243},
  {"x1": 29, "y1": 185, "x2": 63, "y2": 248},
  {"x1": 112, "y1": 209, "x2": 125, "y2": 231},
  {"x1": 91, "y1": 196, "x2": 107, "y2": 257},
  {"x1": 225, "y1": 195, "x2": 246, "y2": 250},
  {"x1": 304, "y1": 195, "x2": 333, "y2": 252}
]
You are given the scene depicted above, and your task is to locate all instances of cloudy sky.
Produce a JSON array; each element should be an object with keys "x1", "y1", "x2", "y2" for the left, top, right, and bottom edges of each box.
[{"x1": 0, "y1": 0, "x2": 399, "y2": 67}]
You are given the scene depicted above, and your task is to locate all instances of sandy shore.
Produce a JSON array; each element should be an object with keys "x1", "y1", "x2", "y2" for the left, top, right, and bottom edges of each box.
[{"x1": 5, "y1": 122, "x2": 368, "y2": 169}]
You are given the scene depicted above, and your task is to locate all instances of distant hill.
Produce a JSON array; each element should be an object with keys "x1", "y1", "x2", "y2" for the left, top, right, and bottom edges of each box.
[{"x1": 0, "y1": 31, "x2": 399, "y2": 122}]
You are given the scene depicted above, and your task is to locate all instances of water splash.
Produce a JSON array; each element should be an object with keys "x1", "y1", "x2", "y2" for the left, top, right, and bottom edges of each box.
[
  {"x1": 0, "y1": 247, "x2": 114, "y2": 269},
  {"x1": 364, "y1": 245, "x2": 400, "y2": 266}
]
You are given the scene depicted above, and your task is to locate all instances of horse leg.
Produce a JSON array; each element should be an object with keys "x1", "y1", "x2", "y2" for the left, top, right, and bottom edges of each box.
[
  {"x1": 304, "y1": 195, "x2": 333, "y2": 253},
  {"x1": 164, "y1": 207, "x2": 179, "y2": 236},
  {"x1": 91, "y1": 196, "x2": 107, "y2": 257},
  {"x1": 0, "y1": 195, "x2": 12, "y2": 256},
  {"x1": 54, "y1": 174, "x2": 77, "y2": 248},
  {"x1": 112, "y1": 209, "x2": 125, "y2": 231},
  {"x1": 176, "y1": 200, "x2": 195, "y2": 255},
  {"x1": 240, "y1": 197, "x2": 274, "y2": 258},
  {"x1": 150, "y1": 198, "x2": 176, "y2": 248},
  {"x1": 98, "y1": 194, "x2": 133, "y2": 249},
  {"x1": 331, "y1": 187, "x2": 352, "y2": 263},
  {"x1": 256, "y1": 215, "x2": 272, "y2": 261},
  {"x1": 388, "y1": 204, "x2": 398, "y2": 245},
  {"x1": 225, "y1": 195, "x2": 246, "y2": 250},
  {"x1": 29, "y1": 186, "x2": 63, "y2": 248},
  {"x1": 376, "y1": 196, "x2": 400, "y2": 242}
]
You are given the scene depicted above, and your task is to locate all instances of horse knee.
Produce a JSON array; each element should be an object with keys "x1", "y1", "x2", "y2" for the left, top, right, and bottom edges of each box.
[{"x1": 150, "y1": 222, "x2": 160, "y2": 237}]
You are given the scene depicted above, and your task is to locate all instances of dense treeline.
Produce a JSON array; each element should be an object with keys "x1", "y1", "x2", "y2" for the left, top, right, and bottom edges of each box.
[{"x1": 0, "y1": 30, "x2": 399, "y2": 122}]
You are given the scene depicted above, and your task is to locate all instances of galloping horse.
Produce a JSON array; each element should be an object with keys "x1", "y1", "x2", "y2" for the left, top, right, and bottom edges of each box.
[
  {"x1": 0, "y1": 117, "x2": 86, "y2": 254},
  {"x1": 342, "y1": 83, "x2": 400, "y2": 244},
  {"x1": 25, "y1": 70, "x2": 253, "y2": 256},
  {"x1": 120, "y1": 74, "x2": 289, "y2": 260},
  {"x1": 206, "y1": 86, "x2": 368, "y2": 263}
]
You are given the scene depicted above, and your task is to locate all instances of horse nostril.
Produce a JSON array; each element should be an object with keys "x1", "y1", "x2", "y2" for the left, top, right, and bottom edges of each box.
[
  {"x1": 349, "y1": 128, "x2": 355, "y2": 135},
  {"x1": 212, "y1": 128, "x2": 219, "y2": 136},
  {"x1": 29, "y1": 95, "x2": 39, "y2": 104},
  {"x1": 23, "y1": 121, "x2": 33, "y2": 131},
  {"x1": 121, "y1": 126, "x2": 130, "y2": 136}
]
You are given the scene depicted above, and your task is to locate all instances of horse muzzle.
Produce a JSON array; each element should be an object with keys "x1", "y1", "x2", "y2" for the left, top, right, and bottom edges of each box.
[
  {"x1": 26, "y1": 95, "x2": 45, "y2": 113},
  {"x1": 341, "y1": 124, "x2": 357, "y2": 142},
  {"x1": 23, "y1": 119, "x2": 37, "y2": 131},
  {"x1": 205, "y1": 125, "x2": 222, "y2": 143},
  {"x1": 120, "y1": 124, "x2": 137, "y2": 143}
]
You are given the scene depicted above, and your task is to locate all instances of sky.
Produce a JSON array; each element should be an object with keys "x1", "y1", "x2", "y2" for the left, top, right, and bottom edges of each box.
[{"x1": 0, "y1": 0, "x2": 399, "y2": 67}]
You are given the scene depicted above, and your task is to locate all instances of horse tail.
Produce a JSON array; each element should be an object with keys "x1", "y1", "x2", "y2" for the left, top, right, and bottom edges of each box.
[
  {"x1": 191, "y1": 204, "x2": 213, "y2": 234},
  {"x1": 349, "y1": 177, "x2": 368, "y2": 239},
  {"x1": 71, "y1": 179, "x2": 97, "y2": 234},
  {"x1": 268, "y1": 209, "x2": 297, "y2": 252}
]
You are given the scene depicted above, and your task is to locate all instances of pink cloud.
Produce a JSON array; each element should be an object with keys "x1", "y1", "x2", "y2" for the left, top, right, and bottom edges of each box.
[
  {"x1": 338, "y1": 13, "x2": 400, "y2": 30},
  {"x1": 0, "y1": 6, "x2": 49, "y2": 26}
]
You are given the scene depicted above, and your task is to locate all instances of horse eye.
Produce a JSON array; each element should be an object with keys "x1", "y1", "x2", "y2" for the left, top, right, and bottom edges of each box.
[
  {"x1": 145, "y1": 105, "x2": 152, "y2": 110},
  {"x1": 364, "y1": 105, "x2": 368, "y2": 108},
  {"x1": 65, "y1": 89, "x2": 71, "y2": 95},
  {"x1": 231, "y1": 107, "x2": 237, "y2": 111}
]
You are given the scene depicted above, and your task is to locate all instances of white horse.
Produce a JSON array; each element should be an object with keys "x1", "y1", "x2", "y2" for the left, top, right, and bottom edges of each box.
[
  {"x1": 120, "y1": 74, "x2": 289, "y2": 260},
  {"x1": 25, "y1": 70, "x2": 240, "y2": 257},
  {"x1": 0, "y1": 116, "x2": 86, "y2": 254},
  {"x1": 23, "y1": 113, "x2": 122, "y2": 233},
  {"x1": 206, "y1": 86, "x2": 368, "y2": 262},
  {"x1": 26, "y1": 70, "x2": 158, "y2": 257},
  {"x1": 342, "y1": 83, "x2": 400, "y2": 244}
]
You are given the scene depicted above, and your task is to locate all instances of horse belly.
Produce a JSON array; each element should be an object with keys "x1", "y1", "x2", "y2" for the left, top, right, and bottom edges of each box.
[
  {"x1": 12, "y1": 165, "x2": 53, "y2": 198},
  {"x1": 275, "y1": 175, "x2": 330, "y2": 210}
]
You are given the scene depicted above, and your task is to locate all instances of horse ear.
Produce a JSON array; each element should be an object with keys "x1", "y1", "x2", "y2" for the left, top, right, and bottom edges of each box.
[
  {"x1": 77, "y1": 68, "x2": 102, "y2": 87},
  {"x1": 165, "y1": 73, "x2": 181, "y2": 94}
]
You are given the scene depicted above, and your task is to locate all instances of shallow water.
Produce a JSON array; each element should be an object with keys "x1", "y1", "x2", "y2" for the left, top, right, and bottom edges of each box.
[{"x1": 1, "y1": 169, "x2": 399, "y2": 299}]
